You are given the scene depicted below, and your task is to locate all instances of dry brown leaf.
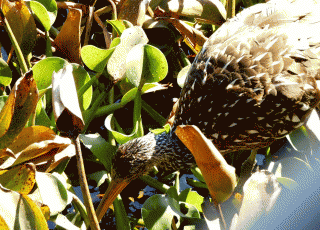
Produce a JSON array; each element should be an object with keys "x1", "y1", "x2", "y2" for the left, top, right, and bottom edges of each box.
[
  {"x1": 54, "y1": 8, "x2": 82, "y2": 64},
  {"x1": 175, "y1": 125, "x2": 236, "y2": 205},
  {"x1": 118, "y1": 0, "x2": 149, "y2": 26}
]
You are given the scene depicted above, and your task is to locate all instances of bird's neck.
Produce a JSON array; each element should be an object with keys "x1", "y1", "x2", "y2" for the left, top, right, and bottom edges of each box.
[{"x1": 151, "y1": 130, "x2": 196, "y2": 171}]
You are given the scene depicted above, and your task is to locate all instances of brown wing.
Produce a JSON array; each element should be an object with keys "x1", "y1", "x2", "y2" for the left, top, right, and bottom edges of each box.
[{"x1": 173, "y1": 0, "x2": 320, "y2": 153}]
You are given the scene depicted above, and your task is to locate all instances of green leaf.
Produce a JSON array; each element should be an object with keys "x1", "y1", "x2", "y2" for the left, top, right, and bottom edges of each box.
[
  {"x1": 191, "y1": 167, "x2": 205, "y2": 183},
  {"x1": 87, "y1": 171, "x2": 108, "y2": 187},
  {"x1": 35, "y1": 98, "x2": 51, "y2": 127},
  {"x1": 31, "y1": 0, "x2": 57, "y2": 27},
  {"x1": 32, "y1": 57, "x2": 68, "y2": 90},
  {"x1": 70, "y1": 63, "x2": 93, "y2": 111},
  {"x1": 35, "y1": 172, "x2": 69, "y2": 216},
  {"x1": 120, "y1": 87, "x2": 138, "y2": 106},
  {"x1": 142, "y1": 194, "x2": 181, "y2": 230},
  {"x1": 179, "y1": 188, "x2": 204, "y2": 213},
  {"x1": 29, "y1": 0, "x2": 57, "y2": 31},
  {"x1": 0, "y1": 58, "x2": 12, "y2": 86},
  {"x1": 81, "y1": 45, "x2": 115, "y2": 73},
  {"x1": 105, "y1": 114, "x2": 139, "y2": 144},
  {"x1": 143, "y1": 44, "x2": 168, "y2": 83},
  {"x1": 79, "y1": 133, "x2": 117, "y2": 172}
]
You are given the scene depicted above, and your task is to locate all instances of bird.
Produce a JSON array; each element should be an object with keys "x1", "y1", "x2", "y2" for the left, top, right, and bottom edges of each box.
[{"x1": 96, "y1": 0, "x2": 320, "y2": 220}]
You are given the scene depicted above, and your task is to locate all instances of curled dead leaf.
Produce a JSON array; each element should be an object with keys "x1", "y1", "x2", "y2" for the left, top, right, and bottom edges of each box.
[{"x1": 52, "y1": 65, "x2": 85, "y2": 137}]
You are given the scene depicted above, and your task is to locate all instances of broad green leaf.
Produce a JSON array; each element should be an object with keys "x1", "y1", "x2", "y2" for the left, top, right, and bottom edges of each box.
[
  {"x1": 0, "y1": 163, "x2": 36, "y2": 194},
  {"x1": 179, "y1": 188, "x2": 204, "y2": 213},
  {"x1": 81, "y1": 45, "x2": 116, "y2": 73},
  {"x1": 29, "y1": 1, "x2": 53, "y2": 31},
  {"x1": 35, "y1": 99, "x2": 51, "y2": 127},
  {"x1": 143, "y1": 44, "x2": 168, "y2": 83},
  {"x1": 36, "y1": 172, "x2": 69, "y2": 216},
  {"x1": 191, "y1": 167, "x2": 205, "y2": 183},
  {"x1": 79, "y1": 133, "x2": 117, "y2": 172},
  {"x1": 32, "y1": 57, "x2": 68, "y2": 90},
  {"x1": 0, "y1": 58, "x2": 12, "y2": 86},
  {"x1": 0, "y1": 71, "x2": 38, "y2": 149},
  {"x1": 29, "y1": 0, "x2": 57, "y2": 31},
  {"x1": 142, "y1": 194, "x2": 181, "y2": 230}
]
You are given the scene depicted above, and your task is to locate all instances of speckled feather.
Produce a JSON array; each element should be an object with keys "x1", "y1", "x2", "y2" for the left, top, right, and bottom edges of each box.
[{"x1": 113, "y1": 0, "x2": 320, "y2": 179}]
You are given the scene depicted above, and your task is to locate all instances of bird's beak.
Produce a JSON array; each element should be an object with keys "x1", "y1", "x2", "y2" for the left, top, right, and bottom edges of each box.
[{"x1": 96, "y1": 177, "x2": 130, "y2": 221}]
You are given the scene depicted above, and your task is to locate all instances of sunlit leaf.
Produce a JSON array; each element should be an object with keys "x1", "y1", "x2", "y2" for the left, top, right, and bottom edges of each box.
[
  {"x1": 177, "y1": 65, "x2": 191, "y2": 88},
  {"x1": 36, "y1": 172, "x2": 69, "y2": 216},
  {"x1": 52, "y1": 64, "x2": 85, "y2": 136},
  {"x1": 0, "y1": 163, "x2": 36, "y2": 194},
  {"x1": 179, "y1": 188, "x2": 204, "y2": 212},
  {"x1": 32, "y1": 57, "x2": 68, "y2": 90},
  {"x1": 277, "y1": 177, "x2": 299, "y2": 190},
  {"x1": 126, "y1": 44, "x2": 144, "y2": 87},
  {"x1": 108, "y1": 26, "x2": 148, "y2": 81},
  {"x1": 158, "y1": 0, "x2": 226, "y2": 24},
  {"x1": 0, "y1": 58, "x2": 12, "y2": 86},
  {"x1": 81, "y1": 45, "x2": 115, "y2": 73},
  {"x1": 29, "y1": 0, "x2": 57, "y2": 31},
  {"x1": 80, "y1": 133, "x2": 117, "y2": 172},
  {"x1": 142, "y1": 194, "x2": 181, "y2": 230}
]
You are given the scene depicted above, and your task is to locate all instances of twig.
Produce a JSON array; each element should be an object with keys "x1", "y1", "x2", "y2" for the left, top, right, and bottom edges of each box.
[
  {"x1": 73, "y1": 136, "x2": 101, "y2": 230},
  {"x1": 84, "y1": 6, "x2": 94, "y2": 46},
  {"x1": 94, "y1": 12, "x2": 111, "y2": 49}
]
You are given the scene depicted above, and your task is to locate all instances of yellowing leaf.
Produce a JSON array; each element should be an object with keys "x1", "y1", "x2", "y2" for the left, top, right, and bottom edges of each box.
[
  {"x1": 0, "y1": 163, "x2": 36, "y2": 194},
  {"x1": 2, "y1": 0, "x2": 37, "y2": 56},
  {"x1": 0, "y1": 71, "x2": 39, "y2": 149}
]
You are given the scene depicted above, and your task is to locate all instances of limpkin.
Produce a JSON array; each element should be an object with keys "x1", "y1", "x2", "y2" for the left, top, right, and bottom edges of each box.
[{"x1": 96, "y1": 0, "x2": 320, "y2": 220}]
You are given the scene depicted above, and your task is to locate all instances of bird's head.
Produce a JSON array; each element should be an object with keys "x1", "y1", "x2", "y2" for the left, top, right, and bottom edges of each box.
[{"x1": 96, "y1": 133, "x2": 161, "y2": 221}]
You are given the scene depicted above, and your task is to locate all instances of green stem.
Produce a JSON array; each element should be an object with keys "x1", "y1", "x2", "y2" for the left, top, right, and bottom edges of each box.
[
  {"x1": 2, "y1": 10, "x2": 28, "y2": 73},
  {"x1": 45, "y1": 31, "x2": 52, "y2": 57},
  {"x1": 141, "y1": 100, "x2": 167, "y2": 126},
  {"x1": 79, "y1": 73, "x2": 100, "y2": 97},
  {"x1": 108, "y1": 87, "x2": 116, "y2": 145},
  {"x1": 83, "y1": 90, "x2": 108, "y2": 132},
  {"x1": 140, "y1": 175, "x2": 170, "y2": 194}
]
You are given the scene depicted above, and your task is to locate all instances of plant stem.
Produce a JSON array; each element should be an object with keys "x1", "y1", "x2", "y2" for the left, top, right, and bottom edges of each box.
[
  {"x1": 1, "y1": 10, "x2": 28, "y2": 73},
  {"x1": 73, "y1": 136, "x2": 100, "y2": 230},
  {"x1": 140, "y1": 175, "x2": 170, "y2": 194}
]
